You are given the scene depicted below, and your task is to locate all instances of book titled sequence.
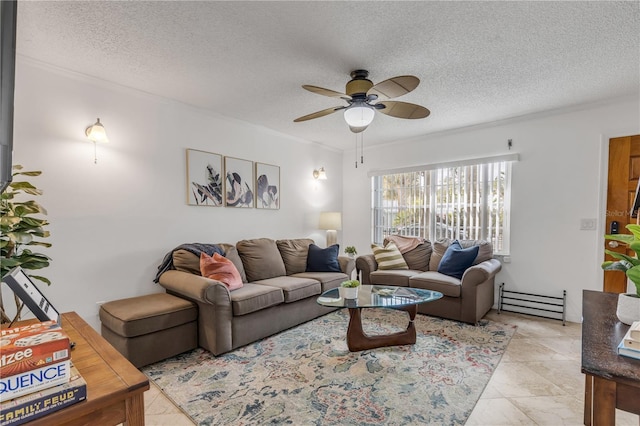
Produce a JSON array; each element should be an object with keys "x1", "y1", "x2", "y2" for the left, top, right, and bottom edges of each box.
[
  {"x1": 0, "y1": 321, "x2": 70, "y2": 377},
  {"x1": 0, "y1": 360, "x2": 71, "y2": 402},
  {"x1": 0, "y1": 365, "x2": 86, "y2": 426}
]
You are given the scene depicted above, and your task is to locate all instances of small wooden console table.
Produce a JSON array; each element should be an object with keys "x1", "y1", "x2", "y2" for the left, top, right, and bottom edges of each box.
[
  {"x1": 581, "y1": 290, "x2": 640, "y2": 425},
  {"x1": 5, "y1": 312, "x2": 150, "y2": 425}
]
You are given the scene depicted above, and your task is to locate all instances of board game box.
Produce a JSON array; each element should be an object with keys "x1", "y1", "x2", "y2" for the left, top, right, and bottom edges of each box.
[
  {"x1": 0, "y1": 321, "x2": 70, "y2": 377},
  {"x1": 0, "y1": 359, "x2": 71, "y2": 402},
  {"x1": 0, "y1": 364, "x2": 86, "y2": 426}
]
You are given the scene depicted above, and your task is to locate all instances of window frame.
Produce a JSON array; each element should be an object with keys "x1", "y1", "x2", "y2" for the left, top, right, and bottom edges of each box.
[{"x1": 369, "y1": 154, "x2": 518, "y2": 255}]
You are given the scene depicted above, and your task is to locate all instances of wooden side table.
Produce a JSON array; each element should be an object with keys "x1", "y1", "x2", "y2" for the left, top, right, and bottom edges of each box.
[
  {"x1": 581, "y1": 290, "x2": 640, "y2": 426},
  {"x1": 5, "y1": 312, "x2": 150, "y2": 425}
]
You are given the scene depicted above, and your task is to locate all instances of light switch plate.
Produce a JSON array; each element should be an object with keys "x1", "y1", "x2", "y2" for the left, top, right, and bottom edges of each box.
[{"x1": 580, "y1": 218, "x2": 597, "y2": 230}]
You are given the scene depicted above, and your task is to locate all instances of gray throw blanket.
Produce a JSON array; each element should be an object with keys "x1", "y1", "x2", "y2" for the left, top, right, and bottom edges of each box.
[{"x1": 154, "y1": 243, "x2": 224, "y2": 283}]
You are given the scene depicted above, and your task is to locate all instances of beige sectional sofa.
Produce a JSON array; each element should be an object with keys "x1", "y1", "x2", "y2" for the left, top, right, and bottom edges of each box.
[
  {"x1": 157, "y1": 238, "x2": 354, "y2": 355},
  {"x1": 356, "y1": 238, "x2": 502, "y2": 324}
]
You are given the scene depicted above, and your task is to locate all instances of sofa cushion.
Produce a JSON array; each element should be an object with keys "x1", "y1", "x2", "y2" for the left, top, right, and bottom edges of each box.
[
  {"x1": 237, "y1": 238, "x2": 287, "y2": 282},
  {"x1": 252, "y1": 276, "x2": 321, "y2": 303},
  {"x1": 472, "y1": 241, "x2": 493, "y2": 265},
  {"x1": 292, "y1": 271, "x2": 348, "y2": 292},
  {"x1": 172, "y1": 245, "x2": 248, "y2": 283},
  {"x1": 229, "y1": 283, "x2": 284, "y2": 316},
  {"x1": 200, "y1": 252, "x2": 243, "y2": 291},
  {"x1": 99, "y1": 293, "x2": 197, "y2": 337},
  {"x1": 172, "y1": 249, "x2": 202, "y2": 275},
  {"x1": 437, "y1": 241, "x2": 479, "y2": 279},
  {"x1": 219, "y1": 243, "x2": 248, "y2": 283},
  {"x1": 369, "y1": 269, "x2": 418, "y2": 287},
  {"x1": 402, "y1": 242, "x2": 432, "y2": 271},
  {"x1": 371, "y1": 242, "x2": 408, "y2": 270},
  {"x1": 430, "y1": 239, "x2": 492, "y2": 271},
  {"x1": 410, "y1": 271, "x2": 462, "y2": 297},
  {"x1": 277, "y1": 238, "x2": 314, "y2": 275},
  {"x1": 306, "y1": 244, "x2": 341, "y2": 272}
]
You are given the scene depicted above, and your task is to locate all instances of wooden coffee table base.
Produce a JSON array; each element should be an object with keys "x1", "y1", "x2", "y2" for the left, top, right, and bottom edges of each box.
[{"x1": 346, "y1": 305, "x2": 417, "y2": 352}]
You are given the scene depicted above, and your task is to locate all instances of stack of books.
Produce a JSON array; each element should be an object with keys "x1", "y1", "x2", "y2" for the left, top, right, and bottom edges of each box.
[
  {"x1": 617, "y1": 320, "x2": 640, "y2": 360},
  {"x1": 0, "y1": 321, "x2": 87, "y2": 425}
]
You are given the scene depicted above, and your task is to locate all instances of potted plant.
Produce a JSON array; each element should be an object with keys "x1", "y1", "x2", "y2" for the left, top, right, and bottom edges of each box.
[
  {"x1": 0, "y1": 165, "x2": 52, "y2": 323},
  {"x1": 339, "y1": 279, "x2": 360, "y2": 299},
  {"x1": 602, "y1": 224, "x2": 640, "y2": 325},
  {"x1": 344, "y1": 246, "x2": 357, "y2": 258}
]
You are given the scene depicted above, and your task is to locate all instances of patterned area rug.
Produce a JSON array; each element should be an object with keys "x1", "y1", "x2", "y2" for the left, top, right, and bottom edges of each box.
[{"x1": 143, "y1": 309, "x2": 516, "y2": 426}]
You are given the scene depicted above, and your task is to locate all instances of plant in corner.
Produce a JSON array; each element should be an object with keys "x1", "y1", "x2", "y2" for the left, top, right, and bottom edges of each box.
[
  {"x1": 344, "y1": 246, "x2": 357, "y2": 257},
  {"x1": 602, "y1": 224, "x2": 640, "y2": 324},
  {"x1": 0, "y1": 165, "x2": 52, "y2": 323}
]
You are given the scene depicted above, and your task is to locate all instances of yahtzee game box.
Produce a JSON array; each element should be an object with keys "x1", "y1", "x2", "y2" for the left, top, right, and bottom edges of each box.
[{"x1": 0, "y1": 321, "x2": 70, "y2": 378}]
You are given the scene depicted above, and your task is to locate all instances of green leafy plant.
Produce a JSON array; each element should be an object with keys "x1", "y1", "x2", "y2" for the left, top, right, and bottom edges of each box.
[
  {"x1": 344, "y1": 246, "x2": 357, "y2": 255},
  {"x1": 341, "y1": 279, "x2": 360, "y2": 288},
  {"x1": 602, "y1": 224, "x2": 640, "y2": 297},
  {"x1": 1, "y1": 165, "x2": 52, "y2": 284}
]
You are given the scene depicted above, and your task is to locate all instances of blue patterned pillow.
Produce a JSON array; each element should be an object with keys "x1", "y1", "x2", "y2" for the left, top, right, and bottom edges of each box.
[
  {"x1": 306, "y1": 244, "x2": 341, "y2": 272},
  {"x1": 437, "y1": 240, "x2": 479, "y2": 279}
]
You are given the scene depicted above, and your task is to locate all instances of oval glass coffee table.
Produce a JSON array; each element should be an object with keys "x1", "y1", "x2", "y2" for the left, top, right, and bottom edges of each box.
[{"x1": 317, "y1": 285, "x2": 443, "y2": 352}]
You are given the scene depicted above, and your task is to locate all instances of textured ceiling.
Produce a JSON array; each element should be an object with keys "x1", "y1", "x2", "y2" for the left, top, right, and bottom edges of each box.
[{"x1": 15, "y1": 1, "x2": 640, "y2": 150}]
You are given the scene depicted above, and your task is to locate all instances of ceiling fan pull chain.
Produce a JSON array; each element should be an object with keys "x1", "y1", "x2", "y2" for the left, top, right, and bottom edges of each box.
[
  {"x1": 361, "y1": 133, "x2": 364, "y2": 164},
  {"x1": 355, "y1": 133, "x2": 358, "y2": 168}
]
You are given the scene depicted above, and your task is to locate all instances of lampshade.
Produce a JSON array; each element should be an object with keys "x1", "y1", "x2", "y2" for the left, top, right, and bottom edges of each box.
[
  {"x1": 313, "y1": 167, "x2": 327, "y2": 180},
  {"x1": 343, "y1": 104, "x2": 374, "y2": 128},
  {"x1": 85, "y1": 118, "x2": 108, "y2": 143},
  {"x1": 319, "y1": 211, "x2": 342, "y2": 231}
]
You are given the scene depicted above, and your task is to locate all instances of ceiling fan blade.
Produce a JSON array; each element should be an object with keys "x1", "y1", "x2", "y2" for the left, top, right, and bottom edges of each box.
[
  {"x1": 302, "y1": 85, "x2": 349, "y2": 99},
  {"x1": 368, "y1": 75, "x2": 420, "y2": 100},
  {"x1": 376, "y1": 101, "x2": 430, "y2": 119},
  {"x1": 293, "y1": 106, "x2": 343, "y2": 122}
]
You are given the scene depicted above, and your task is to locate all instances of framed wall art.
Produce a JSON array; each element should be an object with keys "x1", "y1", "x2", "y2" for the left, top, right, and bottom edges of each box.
[
  {"x1": 224, "y1": 156, "x2": 254, "y2": 208},
  {"x1": 186, "y1": 149, "x2": 223, "y2": 206},
  {"x1": 255, "y1": 162, "x2": 280, "y2": 209}
]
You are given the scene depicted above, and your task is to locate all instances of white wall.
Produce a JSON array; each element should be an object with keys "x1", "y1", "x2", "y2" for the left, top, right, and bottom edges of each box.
[
  {"x1": 9, "y1": 59, "x2": 344, "y2": 330},
  {"x1": 9, "y1": 58, "x2": 639, "y2": 329},
  {"x1": 343, "y1": 97, "x2": 640, "y2": 323}
]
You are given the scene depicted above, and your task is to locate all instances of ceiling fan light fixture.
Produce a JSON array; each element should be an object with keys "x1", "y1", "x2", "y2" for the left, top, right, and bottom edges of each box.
[{"x1": 343, "y1": 104, "x2": 375, "y2": 128}]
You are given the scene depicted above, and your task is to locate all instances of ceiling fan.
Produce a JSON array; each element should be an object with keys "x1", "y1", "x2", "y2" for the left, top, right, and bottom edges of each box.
[{"x1": 294, "y1": 69, "x2": 430, "y2": 133}]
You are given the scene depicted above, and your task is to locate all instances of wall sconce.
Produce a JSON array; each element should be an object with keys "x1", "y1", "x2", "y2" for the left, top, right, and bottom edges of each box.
[
  {"x1": 85, "y1": 118, "x2": 108, "y2": 164},
  {"x1": 319, "y1": 211, "x2": 342, "y2": 247},
  {"x1": 313, "y1": 167, "x2": 327, "y2": 180}
]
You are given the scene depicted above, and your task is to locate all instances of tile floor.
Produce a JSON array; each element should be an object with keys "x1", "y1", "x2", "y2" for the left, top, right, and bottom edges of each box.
[{"x1": 141, "y1": 310, "x2": 640, "y2": 425}]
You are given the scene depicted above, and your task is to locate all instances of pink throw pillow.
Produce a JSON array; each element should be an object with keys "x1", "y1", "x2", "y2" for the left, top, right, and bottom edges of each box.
[{"x1": 200, "y1": 252, "x2": 243, "y2": 291}]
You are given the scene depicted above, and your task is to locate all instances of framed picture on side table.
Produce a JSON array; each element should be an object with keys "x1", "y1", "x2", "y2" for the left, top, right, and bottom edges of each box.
[{"x1": 2, "y1": 266, "x2": 60, "y2": 324}]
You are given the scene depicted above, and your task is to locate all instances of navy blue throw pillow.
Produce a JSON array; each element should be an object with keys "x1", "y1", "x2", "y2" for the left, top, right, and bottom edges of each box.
[
  {"x1": 437, "y1": 240, "x2": 479, "y2": 279},
  {"x1": 306, "y1": 244, "x2": 341, "y2": 272}
]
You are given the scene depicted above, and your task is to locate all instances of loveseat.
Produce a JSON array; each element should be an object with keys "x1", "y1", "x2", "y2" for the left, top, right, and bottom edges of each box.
[
  {"x1": 157, "y1": 238, "x2": 354, "y2": 355},
  {"x1": 356, "y1": 237, "x2": 502, "y2": 324}
]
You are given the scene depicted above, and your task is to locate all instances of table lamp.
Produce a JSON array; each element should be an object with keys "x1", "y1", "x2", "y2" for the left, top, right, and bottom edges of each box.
[{"x1": 319, "y1": 212, "x2": 342, "y2": 247}]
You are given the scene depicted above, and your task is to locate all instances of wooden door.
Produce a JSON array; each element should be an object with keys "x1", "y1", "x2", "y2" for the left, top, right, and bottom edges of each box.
[{"x1": 605, "y1": 135, "x2": 640, "y2": 293}]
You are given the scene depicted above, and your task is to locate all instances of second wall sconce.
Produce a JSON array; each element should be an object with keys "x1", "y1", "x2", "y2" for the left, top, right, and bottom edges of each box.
[
  {"x1": 85, "y1": 118, "x2": 109, "y2": 164},
  {"x1": 313, "y1": 167, "x2": 327, "y2": 180}
]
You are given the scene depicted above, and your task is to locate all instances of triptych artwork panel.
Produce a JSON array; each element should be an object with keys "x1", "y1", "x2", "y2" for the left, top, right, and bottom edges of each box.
[{"x1": 186, "y1": 149, "x2": 279, "y2": 209}]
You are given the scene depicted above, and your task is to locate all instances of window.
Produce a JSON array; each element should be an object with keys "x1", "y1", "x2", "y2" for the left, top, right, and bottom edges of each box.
[{"x1": 371, "y1": 155, "x2": 517, "y2": 255}]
